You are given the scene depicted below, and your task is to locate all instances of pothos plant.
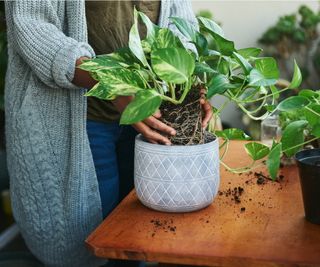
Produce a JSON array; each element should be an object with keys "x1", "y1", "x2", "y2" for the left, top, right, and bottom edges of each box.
[{"x1": 79, "y1": 8, "x2": 320, "y2": 180}]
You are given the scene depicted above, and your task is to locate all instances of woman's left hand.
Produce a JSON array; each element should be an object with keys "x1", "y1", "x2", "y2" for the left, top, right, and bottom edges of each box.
[{"x1": 200, "y1": 89, "x2": 213, "y2": 129}]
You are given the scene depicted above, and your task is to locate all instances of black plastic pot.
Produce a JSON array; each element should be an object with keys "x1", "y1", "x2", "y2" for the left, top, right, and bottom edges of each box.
[{"x1": 295, "y1": 149, "x2": 320, "y2": 224}]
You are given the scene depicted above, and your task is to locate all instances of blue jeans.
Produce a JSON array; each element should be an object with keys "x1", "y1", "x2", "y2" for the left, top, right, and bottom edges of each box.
[
  {"x1": 87, "y1": 120, "x2": 137, "y2": 217},
  {"x1": 87, "y1": 120, "x2": 142, "y2": 267}
]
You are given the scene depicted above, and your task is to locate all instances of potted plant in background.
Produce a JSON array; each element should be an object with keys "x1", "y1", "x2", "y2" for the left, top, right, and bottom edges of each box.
[
  {"x1": 295, "y1": 148, "x2": 320, "y2": 224},
  {"x1": 79, "y1": 8, "x2": 319, "y2": 214},
  {"x1": 259, "y1": 5, "x2": 320, "y2": 90},
  {"x1": 277, "y1": 91, "x2": 320, "y2": 224}
]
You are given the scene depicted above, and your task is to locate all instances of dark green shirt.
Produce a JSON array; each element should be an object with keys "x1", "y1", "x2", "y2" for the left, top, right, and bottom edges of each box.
[{"x1": 86, "y1": 0, "x2": 160, "y2": 123}]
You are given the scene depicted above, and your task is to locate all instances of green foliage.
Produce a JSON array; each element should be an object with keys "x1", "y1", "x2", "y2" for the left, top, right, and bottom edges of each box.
[
  {"x1": 215, "y1": 128, "x2": 251, "y2": 140},
  {"x1": 259, "y1": 4, "x2": 320, "y2": 90},
  {"x1": 151, "y1": 48, "x2": 195, "y2": 84},
  {"x1": 259, "y1": 8, "x2": 320, "y2": 45},
  {"x1": 245, "y1": 142, "x2": 270, "y2": 161},
  {"x1": 281, "y1": 120, "x2": 308, "y2": 157},
  {"x1": 120, "y1": 90, "x2": 162, "y2": 124},
  {"x1": 267, "y1": 143, "x2": 282, "y2": 180},
  {"x1": 248, "y1": 58, "x2": 279, "y2": 86},
  {"x1": 82, "y1": 8, "x2": 320, "y2": 179},
  {"x1": 289, "y1": 60, "x2": 302, "y2": 89},
  {"x1": 277, "y1": 96, "x2": 310, "y2": 112}
]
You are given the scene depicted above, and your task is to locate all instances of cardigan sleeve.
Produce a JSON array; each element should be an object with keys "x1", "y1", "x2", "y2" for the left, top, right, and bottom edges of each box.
[
  {"x1": 168, "y1": 0, "x2": 198, "y2": 52},
  {"x1": 7, "y1": 0, "x2": 95, "y2": 89}
]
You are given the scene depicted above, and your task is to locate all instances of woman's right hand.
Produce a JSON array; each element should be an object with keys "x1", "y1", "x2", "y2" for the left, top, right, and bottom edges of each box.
[{"x1": 112, "y1": 96, "x2": 176, "y2": 145}]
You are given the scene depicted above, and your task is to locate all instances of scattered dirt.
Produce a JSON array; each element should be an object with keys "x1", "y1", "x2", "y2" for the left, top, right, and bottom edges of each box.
[
  {"x1": 150, "y1": 218, "x2": 177, "y2": 237},
  {"x1": 215, "y1": 168, "x2": 288, "y2": 220},
  {"x1": 218, "y1": 186, "x2": 245, "y2": 204}
]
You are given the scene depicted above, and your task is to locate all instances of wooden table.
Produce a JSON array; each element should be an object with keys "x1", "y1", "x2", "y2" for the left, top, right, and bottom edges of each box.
[{"x1": 86, "y1": 141, "x2": 320, "y2": 267}]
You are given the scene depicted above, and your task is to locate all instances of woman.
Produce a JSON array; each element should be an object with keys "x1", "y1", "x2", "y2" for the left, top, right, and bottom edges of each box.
[{"x1": 4, "y1": 1, "x2": 212, "y2": 266}]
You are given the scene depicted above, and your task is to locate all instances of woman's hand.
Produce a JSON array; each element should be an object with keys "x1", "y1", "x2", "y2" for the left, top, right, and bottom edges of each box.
[
  {"x1": 112, "y1": 96, "x2": 176, "y2": 145},
  {"x1": 73, "y1": 57, "x2": 97, "y2": 88},
  {"x1": 200, "y1": 89, "x2": 213, "y2": 129}
]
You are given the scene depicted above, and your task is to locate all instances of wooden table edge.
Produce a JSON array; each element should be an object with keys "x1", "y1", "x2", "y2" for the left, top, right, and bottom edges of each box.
[{"x1": 85, "y1": 238, "x2": 320, "y2": 267}]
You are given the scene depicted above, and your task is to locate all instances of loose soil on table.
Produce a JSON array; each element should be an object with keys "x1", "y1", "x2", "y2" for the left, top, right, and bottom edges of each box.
[
  {"x1": 150, "y1": 218, "x2": 177, "y2": 237},
  {"x1": 146, "y1": 171, "x2": 288, "y2": 238},
  {"x1": 160, "y1": 87, "x2": 204, "y2": 145},
  {"x1": 218, "y1": 170, "x2": 287, "y2": 214}
]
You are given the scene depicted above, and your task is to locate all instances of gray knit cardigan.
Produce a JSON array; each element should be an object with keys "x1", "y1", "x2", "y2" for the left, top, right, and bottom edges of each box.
[{"x1": 4, "y1": 0, "x2": 196, "y2": 266}]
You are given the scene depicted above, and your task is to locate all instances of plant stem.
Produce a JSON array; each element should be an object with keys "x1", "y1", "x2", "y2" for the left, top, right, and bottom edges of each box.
[
  {"x1": 239, "y1": 87, "x2": 290, "y2": 104},
  {"x1": 146, "y1": 69, "x2": 164, "y2": 94},
  {"x1": 282, "y1": 137, "x2": 319, "y2": 154},
  {"x1": 177, "y1": 78, "x2": 191, "y2": 103},
  {"x1": 161, "y1": 95, "x2": 180, "y2": 104},
  {"x1": 219, "y1": 140, "x2": 229, "y2": 161},
  {"x1": 169, "y1": 83, "x2": 176, "y2": 100},
  {"x1": 216, "y1": 99, "x2": 230, "y2": 115},
  {"x1": 305, "y1": 106, "x2": 320, "y2": 117},
  {"x1": 220, "y1": 160, "x2": 264, "y2": 174},
  {"x1": 237, "y1": 102, "x2": 269, "y2": 120}
]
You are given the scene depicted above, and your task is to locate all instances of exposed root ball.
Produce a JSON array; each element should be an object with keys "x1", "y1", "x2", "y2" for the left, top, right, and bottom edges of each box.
[{"x1": 160, "y1": 88, "x2": 204, "y2": 145}]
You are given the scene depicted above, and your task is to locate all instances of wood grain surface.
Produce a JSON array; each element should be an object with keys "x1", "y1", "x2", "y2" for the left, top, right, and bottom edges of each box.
[{"x1": 86, "y1": 141, "x2": 320, "y2": 267}]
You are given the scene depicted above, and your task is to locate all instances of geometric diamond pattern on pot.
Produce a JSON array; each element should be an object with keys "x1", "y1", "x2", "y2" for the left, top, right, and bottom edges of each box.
[{"x1": 134, "y1": 134, "x2": 220, "y2": 212}]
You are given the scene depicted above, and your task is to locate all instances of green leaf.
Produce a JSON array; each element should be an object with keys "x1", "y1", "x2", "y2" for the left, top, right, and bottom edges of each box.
[
  {"x1": 299, "y1": 89, "x2": 318, "y2": 100},
  {"x1": 170, "y1": 16, "x2": 197, "y2": 42},
  {"x1": 207, "y1": 74, "x2": 232, "y2": 98},
  {"x1": 289, "y1": 60, "x2": 302, "y2": 89},
  {"x1": 237, "y1": 47, "x2": 263, "y2": 58},
  {"x1": 153, "y1": 28, "x2": 184, "y2": 49},
  {"x1": 277, "y1": 96, "x2": 310, "y2": 112},
  {"x1": 198, "y1": 17, "x2": 234, "y2": 56},
  {"x1": 151, "y1": 48, "x2": 194, "y2": 84},
  {"x1": 215, "y1": 128, "x2": 251, "y2": 140},
  {"x1": 85, "y1": 82, "x2": 116, "y2": 100},
  {"x1": 311, "y1": 124, "x2": 320, "y2": 138},
  {"x1": 194, "y1": 62, "x2": 217, "y2": 75},
  {"x1": 304, "y1": 104, "x2": 320, "y2": 126},
  {"x1": 194, "y1": 32, "x2": 209, "y2": 55},
  {"x1": 256, "y1": 58, "x2": 280, "y2": 79},
  {"x1": 138, "y1": 11, "x2": 160, "y2": 40},
  {"x1": 78, "y1": 57, "x2": 124, "y2": 72},
  {"x1": 218, "y1": 58, "x2": 230, "y2": 75},
  {"x1": 245, "y1": 142, "x2": 270, "y2": 161},
  {"x1": 249, "y1": 69, "x2": 276, "y2": 87},
  {"x1": 210, "y1": 33, "x2": 235, "y2": 56},
  {"x1": 170, "y1": 17, "x2": 209, "y2": 55},
  {"x1": 281, "y1": 120, "x2": 308, "y2": 157},
  {"x1": 120, "y1": 90, "x2": 162, "y2": 124},
  {"x1": 267, "y1": 143, "x2": 282, "y2": 180},
  {"x1": 249, "y1": 58, "x2": 279, "y2": 86},
  {"x1": 108, "y1": 47, "x2": 142, "y2": 65},
  {"x1": 233, "y1": 52, "x2": 253, "y2": 74},
  {"x1": 198, "y1": 16, "x2": 224, "y2": 36},
  {"x1": 85, "y1": 69, "x2": 145, "y2": 100},
  {"x1": 129, "y1": 8, "x2": 148, "y2": 66}
]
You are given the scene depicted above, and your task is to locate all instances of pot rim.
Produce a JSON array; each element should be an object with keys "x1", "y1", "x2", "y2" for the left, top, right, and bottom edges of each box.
[
  {"x1": 295, "y1": 148, "x2": 320, "y2": 167},
  {"x1": 135, "y1": 132, "x2": 219, "y2": 153}
]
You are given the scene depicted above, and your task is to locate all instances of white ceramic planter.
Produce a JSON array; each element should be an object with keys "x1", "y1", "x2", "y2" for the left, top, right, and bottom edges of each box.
[{"x1": 134, "y1": 134, "x2": 220, "y2": 212}]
